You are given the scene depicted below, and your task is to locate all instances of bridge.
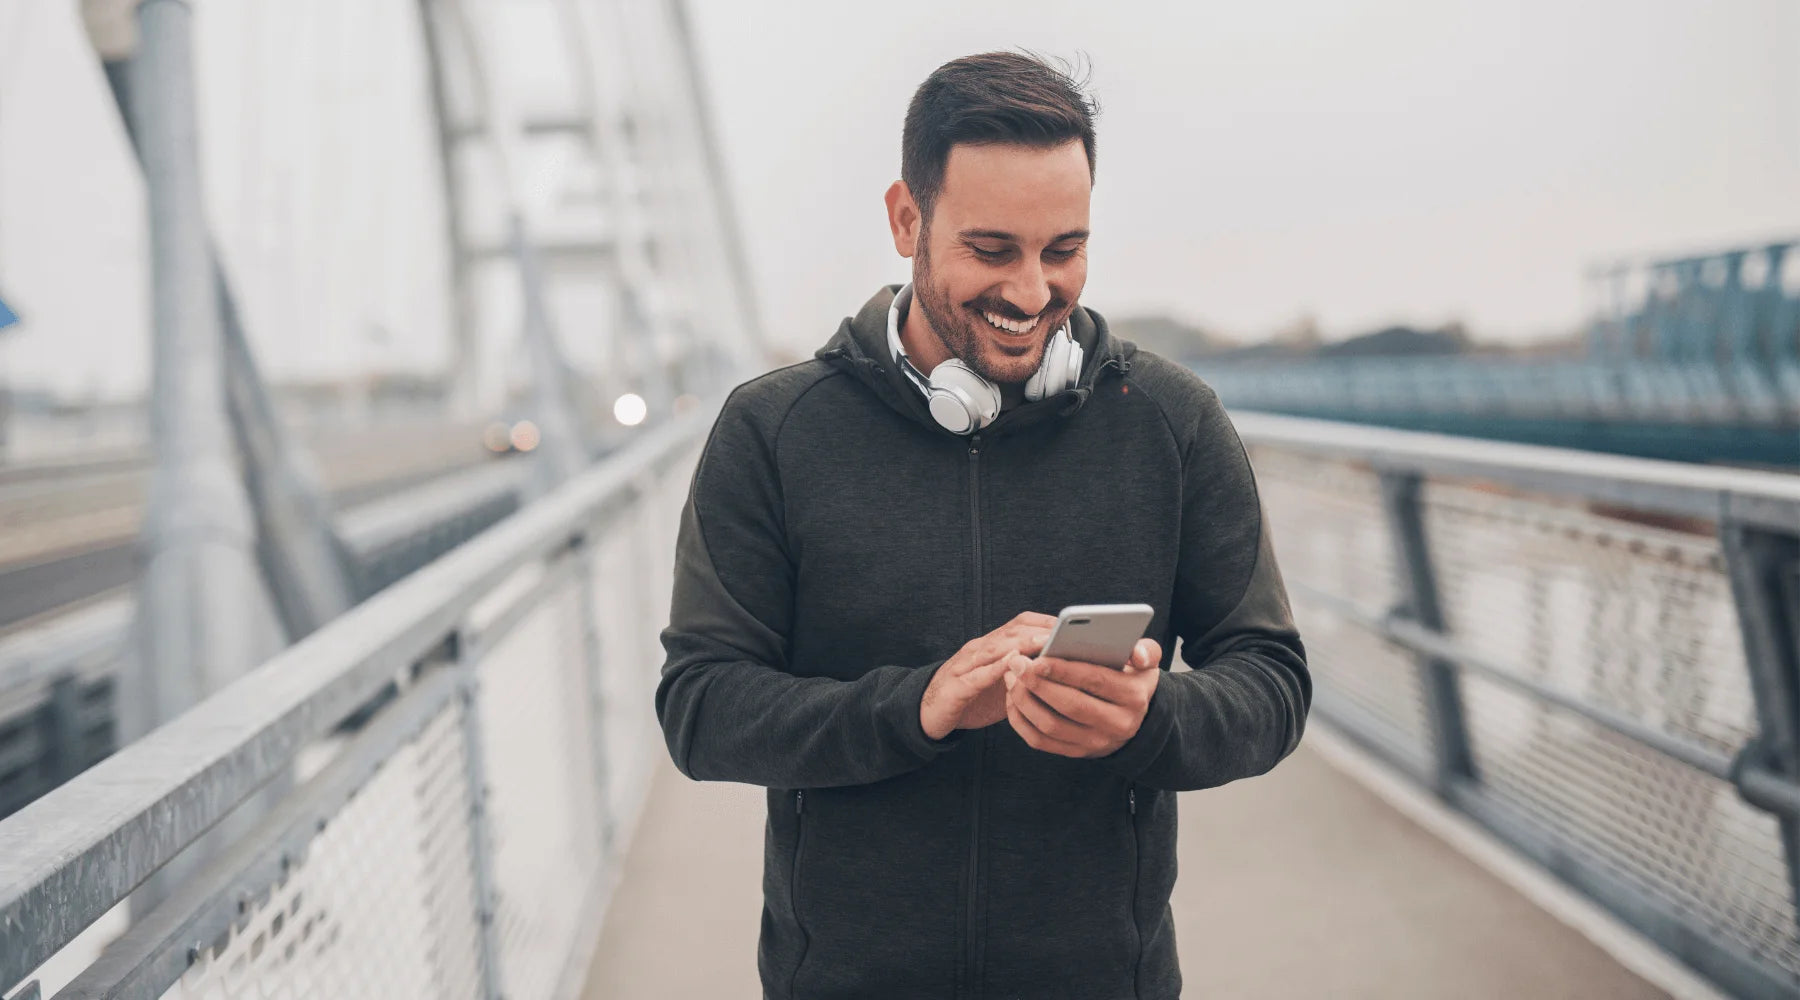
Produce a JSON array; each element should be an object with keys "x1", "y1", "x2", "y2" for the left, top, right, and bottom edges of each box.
[
  {"x1": 2, "y1": 3, "x2": 1799, "y2": 1000},
  {"x1": 1200, "y1": 241, "x2": 1800, "y2": 468}
]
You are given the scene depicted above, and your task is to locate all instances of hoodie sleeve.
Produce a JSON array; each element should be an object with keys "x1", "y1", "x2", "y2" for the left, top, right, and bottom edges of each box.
[
  {"x1": 654, "y1": 378, "x2": 960, "y2": 788},
  {"x1": 1102, "y1": 375, "x2": 1312, "y2": 791}
]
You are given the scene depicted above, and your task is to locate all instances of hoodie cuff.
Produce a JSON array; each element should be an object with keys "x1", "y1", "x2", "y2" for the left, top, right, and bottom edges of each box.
[
  {"x1": 1100, "y1": 670, "x2": 1178, "y2": 779},
  {"x1": 885, "y1": 659, "x2": 965, "y2": 760}
]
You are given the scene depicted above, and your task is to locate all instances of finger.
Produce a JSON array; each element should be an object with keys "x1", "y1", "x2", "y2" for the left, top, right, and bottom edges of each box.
[
  {"x1": 1007, "y1": 698, "x2": 1092, "y2": 757},
  {"x1": 956, "y1": 636, "x2": 1027, "y2": 674},
  {"x1": 1022, "y1": 671, "x2": 1133, "y2": 732},
  {"x1": 1009, "y1": 610, "x2": 1059, "y2": 629},
  {"x1": 967, "y1": 625, "x2": 1050, "y2": 668},
  {"x1": 1016, "y1": 630, "x2": 1049, "y2": 657},
  {"x1": 954, "y1": 659, "x2": 1012, "y2": 697},
  {"x1": 1011, "y1": 681, "x2": 1089, "y2": 744},
  {"x1": 996, "y1": 625, "x2": 1051, "y2": 659},
  {"x1": 1128, "y1": 638, "x2": 1163, "y2": 671},
  {"x1": 1028, "y1": 657, "x2": 1136, "y2": 705}
]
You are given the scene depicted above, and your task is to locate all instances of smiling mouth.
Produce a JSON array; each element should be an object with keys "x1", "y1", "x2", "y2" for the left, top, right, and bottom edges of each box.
[{"x1": 973, "y1": 308, "x2": 1041, "y2": 336}]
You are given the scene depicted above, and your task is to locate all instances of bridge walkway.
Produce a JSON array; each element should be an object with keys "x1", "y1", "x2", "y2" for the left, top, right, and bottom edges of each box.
[{"x1": 586, "y1": 734, "x2": 1695, "y2": 999}]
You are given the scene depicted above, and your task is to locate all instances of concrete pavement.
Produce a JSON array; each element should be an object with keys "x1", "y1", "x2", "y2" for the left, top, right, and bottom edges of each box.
[{"x1": 585, "y1": 732, "x2": 1670, "y2": 999}]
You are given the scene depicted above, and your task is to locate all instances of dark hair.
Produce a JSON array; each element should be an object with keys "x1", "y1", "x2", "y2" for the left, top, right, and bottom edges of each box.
[{"x1": 902, "y1": 51, "x2": 1098, "y2": 224}]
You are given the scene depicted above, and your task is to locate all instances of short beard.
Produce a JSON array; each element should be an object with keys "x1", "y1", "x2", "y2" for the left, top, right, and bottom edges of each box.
[{"x1": 913, "y1": 239, "x2": 1049, "y2": 386}]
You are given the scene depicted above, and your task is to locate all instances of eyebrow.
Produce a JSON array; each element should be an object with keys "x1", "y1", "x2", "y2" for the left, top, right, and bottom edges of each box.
[{"x1": 958, "y1": 228, "x2": 1091, "y2": 243}]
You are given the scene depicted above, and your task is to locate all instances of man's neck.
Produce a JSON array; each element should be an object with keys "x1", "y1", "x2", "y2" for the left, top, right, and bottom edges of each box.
[{"x1": 900, "y1": 297, "x2": 1027, "y2": 410}]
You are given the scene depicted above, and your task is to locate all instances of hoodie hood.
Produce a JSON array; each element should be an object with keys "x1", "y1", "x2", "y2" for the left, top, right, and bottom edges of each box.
[{"x1": 815, "y1": 284, "x2": 1136, "y2": 435}]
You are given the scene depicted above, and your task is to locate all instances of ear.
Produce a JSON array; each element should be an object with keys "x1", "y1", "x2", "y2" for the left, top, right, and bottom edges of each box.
[{"x1": 884, "y1": 180, "x2": 921, "y2": 259}]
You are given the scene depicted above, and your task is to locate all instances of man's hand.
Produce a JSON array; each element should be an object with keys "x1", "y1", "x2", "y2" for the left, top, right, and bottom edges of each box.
[
  {"x1": 920, "y1": 612, "x2": 1057, "y2": 740},
  {"x1": 1002, "y1": 638, "x2": 1163, "y2": 757}
]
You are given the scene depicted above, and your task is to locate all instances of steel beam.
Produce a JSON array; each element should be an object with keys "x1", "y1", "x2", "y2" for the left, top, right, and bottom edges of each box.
[
  {"x1": 414, "y1": 0, "x2": 483, "y2": 418},
  {"x1": 128, "y1": 0, "x2": 279, "y2": 726},
  {"x1": 1721, "y1": 522, "x2": 1800, "y2": 925},
  {"x1": 669, "y1": 0, "x2": 766, "y2": 368},
  {"x1": 93, "y1": 40, "x2": 356, "y2": 643},
  {"x1": 418, "y1": 0, "x2": 594, "y2": 484},
  {"x1": 216, "y1": 272, "x2": 356, "y2": 637},
  {"x1": 1377, "y1": 473, "x2": 1477, "y2": 794}
]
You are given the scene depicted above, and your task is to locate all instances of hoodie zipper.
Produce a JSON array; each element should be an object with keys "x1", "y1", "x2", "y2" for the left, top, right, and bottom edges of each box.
[{"x1": 965, "y1": 434, "x2": 985, "y2": 999}]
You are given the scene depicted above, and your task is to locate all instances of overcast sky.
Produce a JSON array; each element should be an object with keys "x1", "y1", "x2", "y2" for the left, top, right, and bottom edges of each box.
[
  {"x1": 0, "y1": 0, "x2": 1795, "y2": 395},
  {"x1": 685, "y1": 0, "x2": 1800, "y2": 354}
]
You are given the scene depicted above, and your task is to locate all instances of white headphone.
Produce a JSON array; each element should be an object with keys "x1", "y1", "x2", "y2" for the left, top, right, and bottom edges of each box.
[{"x1": 886, "y1": 284, "x2": 1084, "y2": 435}]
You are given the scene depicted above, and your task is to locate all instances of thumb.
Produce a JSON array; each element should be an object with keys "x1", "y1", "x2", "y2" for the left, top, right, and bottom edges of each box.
[{"x1": 1130, "y1": 638, "x2": 1163, "y2": 670}]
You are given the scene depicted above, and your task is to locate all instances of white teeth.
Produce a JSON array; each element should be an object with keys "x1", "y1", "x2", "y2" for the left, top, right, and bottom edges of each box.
[{"x1": 981, "y1": 311, "x2": 1040, "y2": 335}]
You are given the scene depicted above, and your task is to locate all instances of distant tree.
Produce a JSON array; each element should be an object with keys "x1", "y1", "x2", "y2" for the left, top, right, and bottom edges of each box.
[
  {"x1": 1106, "y1": 315, "x2": 1219, "y2": 361},
  {"x1": 1316, "y1": 324, "x2": 1467, "y2": 358}
]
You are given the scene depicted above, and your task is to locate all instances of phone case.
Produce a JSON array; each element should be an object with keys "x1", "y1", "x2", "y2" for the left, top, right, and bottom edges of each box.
[{"x1": 1040, "y1": 603, "x2": 1154, "y2": 669}]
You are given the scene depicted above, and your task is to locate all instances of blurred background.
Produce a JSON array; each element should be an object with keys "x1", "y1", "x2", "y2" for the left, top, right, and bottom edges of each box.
[
  {"x1": 5, "y1": 1, "x2": 1798, "y2": 460},
  {"x1": 0, "y1": 2, "x2": 1796, "y2": 999}
]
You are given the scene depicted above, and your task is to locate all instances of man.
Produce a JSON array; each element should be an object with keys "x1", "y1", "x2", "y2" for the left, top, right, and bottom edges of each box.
[{"x1": 656, "y1": 51, "x2": 1310, "y2": 1000}]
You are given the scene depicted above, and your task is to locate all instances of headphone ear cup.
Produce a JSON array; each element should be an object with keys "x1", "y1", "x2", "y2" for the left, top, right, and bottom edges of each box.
[
  {"x1": 1060, "y1": 335, "x2": 1085, "y2": 392},
  {"x1": 927, "y1": 359, "x2": 1001, "y2": 434},
  {"x1": 1025, "y1": 328, "x2": 1082, "y2": 402},
  {"x1": 1023, "y1": 349, "x2": 1051, "y2": 402}
]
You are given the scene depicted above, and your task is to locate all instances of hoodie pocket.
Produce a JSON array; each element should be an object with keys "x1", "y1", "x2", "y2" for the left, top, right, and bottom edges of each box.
[
  {"x1": 789, "y1": 788, "x2": 811, "y2": 997},
  {"x1": 979, "y1": 759, "x2": 1141, "y2": 996},
  {"x1": 1128, "y1": 783, "x2": 1143, "y2": 997}
]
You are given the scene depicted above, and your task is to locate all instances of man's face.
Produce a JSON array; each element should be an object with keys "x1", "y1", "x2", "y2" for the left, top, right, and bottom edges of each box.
[{"x1": 908, "y1": 141, "x2": 1091, "y2": 385}]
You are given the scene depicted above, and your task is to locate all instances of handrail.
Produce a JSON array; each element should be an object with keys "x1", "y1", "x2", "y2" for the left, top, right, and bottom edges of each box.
[
  {"x1": 0, "y1": 412, "x2": 705, "y2": 990},
  {"x1": 1230, "y1": 410, "x2": 1800, "y2": 530}
]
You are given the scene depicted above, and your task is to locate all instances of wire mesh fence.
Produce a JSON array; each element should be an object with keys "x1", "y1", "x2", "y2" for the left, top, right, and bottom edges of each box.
[
  {"x1": 476, "y1": 577, "x2": 608, "y2": 1000},
  {"x1": 1243, "y1": 412, "x2": 1800, "y2": 999},
  {"x1": 0, "y1": 416, "x2": 703, "y2": 1000},
  {"x1": 159, "y1": 702, "x2": 486, "y2": 1000},
  {"x1": 1251, "y1": 446, "x2": 1436, "y2": 772}
]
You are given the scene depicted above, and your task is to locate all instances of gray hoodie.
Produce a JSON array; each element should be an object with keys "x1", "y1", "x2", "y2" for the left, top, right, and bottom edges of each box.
[{"x1": 656, "y1": 284, "x2": 1311, "y2": 999}]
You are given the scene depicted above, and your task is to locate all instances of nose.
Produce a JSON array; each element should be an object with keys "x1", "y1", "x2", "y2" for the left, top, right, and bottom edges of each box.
[{"x1": 1001, "y1": 258, "x2": 1053, "y2": 318}]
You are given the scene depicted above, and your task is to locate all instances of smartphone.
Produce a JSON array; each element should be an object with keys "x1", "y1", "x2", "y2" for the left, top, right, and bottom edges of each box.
[{"x1": 1038, "y1": 604, "x2": 1155, "y2": 670}]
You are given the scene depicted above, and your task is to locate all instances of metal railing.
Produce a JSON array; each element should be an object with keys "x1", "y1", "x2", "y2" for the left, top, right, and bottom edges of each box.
[
  {"x1": 0, "y1": 412, "x2": 699, "y2": 1000},
  {"x1": 0, "y1": 460, "x2": 530, "y2": 824},
  {"x1": 6, "y1": 401, "x2": 1796, "y2": 998},
  {"x1": 1235, "y1": 411, "x2": 1800, "y2": 998}
]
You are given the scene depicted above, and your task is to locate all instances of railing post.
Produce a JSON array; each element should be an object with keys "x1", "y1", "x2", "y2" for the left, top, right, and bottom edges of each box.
[
  {"x1": 1378, "y1": 471, "x2": 1478, "y2": 794},
  {"x1": 570, "y1": 532, "x2": 618, "y2": 859},
  {"x1": 1720, "y1": 520, "x2": 1800, "y2": 925},
  {"x1": 41, "y1": 675, "x2": 85, "y2": 788},
  {"x1": 453, "y1": 629, "x2": 507, "y2": 1000}
]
